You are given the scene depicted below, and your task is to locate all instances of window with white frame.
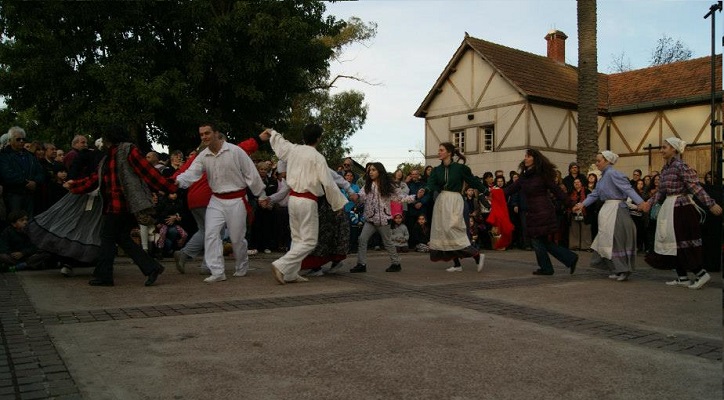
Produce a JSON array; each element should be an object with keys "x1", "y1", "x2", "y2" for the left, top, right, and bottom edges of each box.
[
  {"x1": 452, "y1": 131, "x2": 465, "y2": 152},
  {"x1": 479, "y1": 125, "x2": 495, "y2": 152}
]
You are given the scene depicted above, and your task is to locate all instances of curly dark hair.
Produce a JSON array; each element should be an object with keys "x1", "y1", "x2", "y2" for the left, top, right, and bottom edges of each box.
[
  {"x1": 519, "y1": 148, "x2": 557, "y2": 183},
  {"x1": 364, "y1": 162, "x2": 394, "y2": 198}
]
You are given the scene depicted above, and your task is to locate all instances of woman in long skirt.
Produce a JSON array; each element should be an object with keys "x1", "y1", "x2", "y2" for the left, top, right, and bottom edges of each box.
[
  {"x1": 573, "y1": 151, "x2": 645, "y2": 281},
  {"x1": 416, "y1": 143, "x2": 490, "y2": 272},
  {"x1": 643, "y1": 138, "x2": 722, "y2": 289}
]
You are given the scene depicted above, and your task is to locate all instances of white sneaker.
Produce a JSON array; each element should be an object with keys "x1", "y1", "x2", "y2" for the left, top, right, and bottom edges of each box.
[
  {"x1": 263, "y1": 249, "x2": 271, "y2": 254},
  {"x1": 285, "y1": 275, "x2": 309, "y2": 283},
  {"x1": 688, "y1": 272, "x2": 711, "y2": 290},
  {"x1": 232, "y1": 270, "x2": 247, "y2": 277},
  {"x1": 327, "y1": 261, "x2": 345, "y2": 274},
  {"x1": 306, "y1": 268, "x2": 324, "y2": 277},
  {"x1": 608, "y1": 274, "x2": 619, "y2": 279},
  {"x1": 248, "y1": 249, "x2": 258, "y2": 255},
  {"x1": 665, "y1": 278, "x2": 690, "y2": 287},
  {"x1": 203, "y1": 274, "x2": 227, "y2": 283},
  {"x1": 616, "y1": 272, "x2": 630, "y2": 282},
  {"x1": 477, "y1": 254, "x2": 485, "y2": 273},
  {"x1": 60, "y1": 266, "x2": 73, "y2": 277},
  {"x1": 446, "y1": 266, "x2": 463, "y2": 272}
]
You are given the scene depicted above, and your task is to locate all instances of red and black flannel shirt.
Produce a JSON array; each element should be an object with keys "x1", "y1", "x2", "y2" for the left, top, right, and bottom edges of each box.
[{"x1": 68, "y1": 144, "x2": 177, "y2": 214}]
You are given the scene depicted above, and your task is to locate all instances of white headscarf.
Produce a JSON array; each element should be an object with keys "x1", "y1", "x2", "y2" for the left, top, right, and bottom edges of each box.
[
  {"x1": 601, "y1": 150, "x2": 619, "y2": 165},
  {"x1": 664, "y1": 137, "x2": 686, "y2": 154}
]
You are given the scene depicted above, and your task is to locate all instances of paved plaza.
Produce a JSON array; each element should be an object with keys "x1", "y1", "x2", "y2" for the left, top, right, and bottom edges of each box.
[{"x1": 0, "y1": 249, "x2": 721, "y2": 399}]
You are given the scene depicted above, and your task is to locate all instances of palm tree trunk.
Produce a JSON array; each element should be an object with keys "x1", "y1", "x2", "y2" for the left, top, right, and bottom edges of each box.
[{"x1": 577, "y1": 0, "x2": 598, "y2": 169}]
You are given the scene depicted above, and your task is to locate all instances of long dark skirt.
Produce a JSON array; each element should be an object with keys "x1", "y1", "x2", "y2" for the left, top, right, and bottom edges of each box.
[
  {"x1": 301, "y1": 197, "x2": 349, "y2": 269},
  {"x1": 27, "y1": 192, "x2": 103, "y2": 263},
  {"x1": 645, "y1": 203, "x2": 703, "y2": 272}
]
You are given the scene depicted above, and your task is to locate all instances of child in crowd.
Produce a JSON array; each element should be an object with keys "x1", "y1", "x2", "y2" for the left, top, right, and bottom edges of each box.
[
  {"x1": 389, "y1": 213, "x2": 409, "y2": 253},
  {"x1": 155, "y1": 192, "x2": 188, "y2": 258},
  {"x1": 47, "y1": 164, "x2": 69, "y2": 206},
  {"x1": 0, "y1": 210, "x2": 49, "y2": 271},
  {"x1": 410, "y1": 214, "x2": 431, "y2": 253}
]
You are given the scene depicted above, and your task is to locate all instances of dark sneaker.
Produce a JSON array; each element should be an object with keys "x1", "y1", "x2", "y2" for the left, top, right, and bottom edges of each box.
[
  {"x1": 569, "y1": 254, "x2": 579, "y2": 275},
  {"x1": 350, "y1": 264, "x2": 367, "y2": 273},
  {"x1": 385, "y1": 264, "x2": 401, "y2": 272},
  {"x1": 145, "y1": 265, "x2": 165, "y2": 286},
  {"x1": 532, "y1": 269, "x2": 554, "y2": 276}
]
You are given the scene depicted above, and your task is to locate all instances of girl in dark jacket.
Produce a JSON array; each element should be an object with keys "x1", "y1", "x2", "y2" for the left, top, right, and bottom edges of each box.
[{"x1": 504, "y1": 149, "x2": 578, "y2": 275}]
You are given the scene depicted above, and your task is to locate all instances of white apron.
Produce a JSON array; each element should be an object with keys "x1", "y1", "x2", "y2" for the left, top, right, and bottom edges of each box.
[
  {"x1": 654, "y1": 195, "x2": 680, "y2": 256},
  {"x1": 590, "y1": 199, "x2": 620, "y2": 259},
  {"x1": 429, "y1": 191, "x2": 470, "y2": 250}
]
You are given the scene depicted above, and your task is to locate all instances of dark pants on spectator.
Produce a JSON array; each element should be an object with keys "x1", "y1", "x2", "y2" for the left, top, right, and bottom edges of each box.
[
  {"x1": 4, "y1": 193, "x2": 34, "y2": 219},
  {"x1": 95, "y1": 213, "x2": 161, "y2": 282},
  {"x1": 0, "y1": 252, "x2": 49, "y2": 269}
]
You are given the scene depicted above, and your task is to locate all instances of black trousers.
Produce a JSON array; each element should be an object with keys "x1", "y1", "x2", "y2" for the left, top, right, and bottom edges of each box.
[{"x1": 95, "y1": 213, "x2": 160, "y2": 281}]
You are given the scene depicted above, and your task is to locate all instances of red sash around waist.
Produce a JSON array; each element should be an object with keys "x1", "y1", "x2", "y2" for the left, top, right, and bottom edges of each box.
[
  {"x1": 290, "y1": 190, "x2": 318, "y2": 201},
  {"x1": 213, "y1": 188, "x2": 247, "y2": 200}
]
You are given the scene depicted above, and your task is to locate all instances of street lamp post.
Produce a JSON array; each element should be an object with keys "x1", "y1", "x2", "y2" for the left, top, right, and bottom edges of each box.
[{"x1": 408, "y1": 149, "x2": 425, "y2": 159}]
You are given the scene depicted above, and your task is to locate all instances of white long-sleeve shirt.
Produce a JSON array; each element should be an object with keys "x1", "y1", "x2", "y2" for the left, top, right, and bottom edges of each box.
[
  {"x1": 269, "y1": 130, "x2": 347, "y2": 211},
  {"x1": 176, "y1": 141, "x2": 266, "y2": 198}
]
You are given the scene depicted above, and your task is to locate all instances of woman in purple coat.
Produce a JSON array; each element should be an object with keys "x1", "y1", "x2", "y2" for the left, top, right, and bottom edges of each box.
[{"x1": 504, "y1": 149, "x2": 578, "y2": 275}]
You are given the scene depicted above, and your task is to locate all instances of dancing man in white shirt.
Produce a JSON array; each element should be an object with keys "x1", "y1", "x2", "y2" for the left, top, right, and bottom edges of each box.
[
  {"x1": 175, "y1": 122, "x2": 267, "y2": 283},
  {"x1": 265, "y1": 124, "x2": 348, "y2": 284}
]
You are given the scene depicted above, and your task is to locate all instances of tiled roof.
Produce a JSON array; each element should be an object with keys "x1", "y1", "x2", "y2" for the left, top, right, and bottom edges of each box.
[
  {"x1": 466, "y1": 36, "x2": 608, "y2": 109},
  {"x1": 416, "y1": 35, "x2": 720, "y2": 117},
  {"x1": 607, "y1": 55, "x2": 722, "y2": 109}
]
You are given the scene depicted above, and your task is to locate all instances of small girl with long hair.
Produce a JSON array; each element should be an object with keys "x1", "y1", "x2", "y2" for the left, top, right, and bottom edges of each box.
[
  {"x1": 410, "y1": 214, "x2": 431, "y2": 252},
  {"x1": 389, "y1": 213, "x2": 409, "y2": 253},
  {"x1": 350, "y1": 162, "x2": 415, "y2": 273}
]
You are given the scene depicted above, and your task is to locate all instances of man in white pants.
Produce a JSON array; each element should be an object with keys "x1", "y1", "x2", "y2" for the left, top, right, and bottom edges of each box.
[
  {"x1": 266, "y1": 124, "x2": 347, "y2": 284},
  {"x1": 175, "y1": 122, "x2": 266, "y2": 283}
]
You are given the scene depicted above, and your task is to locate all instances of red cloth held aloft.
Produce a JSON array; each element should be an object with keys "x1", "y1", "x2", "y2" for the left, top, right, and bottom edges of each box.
[{"x1": 486, "y1": 188, "x2": 514, "y2": 249}]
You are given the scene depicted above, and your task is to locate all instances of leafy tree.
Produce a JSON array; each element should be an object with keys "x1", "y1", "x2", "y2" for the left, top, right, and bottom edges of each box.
[
  {"x1": 396, "y1": 162, "x2": 425, "y2": 177},
  {"x1": 650, "y1": 35, "x2": 692, "y2": 66},
  {"x1": 576, "y1": 0, "x2": 599, "y2": 169},
  {"x1": 0, "y1": 1, "x2": 372, "y2": 160}
]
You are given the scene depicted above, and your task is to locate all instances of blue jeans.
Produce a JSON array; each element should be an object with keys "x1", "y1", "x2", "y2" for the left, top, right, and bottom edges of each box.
[{"x1": 531, "y1": 236, "x2": 576, "y2": 273}]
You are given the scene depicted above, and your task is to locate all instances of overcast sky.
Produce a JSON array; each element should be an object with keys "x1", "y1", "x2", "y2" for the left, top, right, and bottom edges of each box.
[{"x1": 324, "y1": 0, "x2": 722, "y2": 171}]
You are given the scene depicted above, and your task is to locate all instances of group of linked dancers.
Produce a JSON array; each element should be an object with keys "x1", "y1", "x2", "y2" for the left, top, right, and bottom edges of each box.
[{"x1": 28, "y1": 122, "x2": 722, "y2": 290}]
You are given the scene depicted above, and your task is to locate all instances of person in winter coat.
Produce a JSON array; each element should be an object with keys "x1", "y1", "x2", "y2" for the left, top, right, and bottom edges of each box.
[{"x1": 504, "y1": 149, "x2": 578, "y2": 275}]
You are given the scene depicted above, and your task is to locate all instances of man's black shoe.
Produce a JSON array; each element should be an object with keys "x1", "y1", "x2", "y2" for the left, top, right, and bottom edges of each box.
[
  {"x1": 145, "y1": 265, "x2": 165, "y2": 286},
  {"x1": 385, "y1": 264, "x2": 401, "y2": 272},
  {"x1": 88, "y1": 278, "x2": 114, "y2": 287},
  {"x1": 532, "y1": 269, "x2": 554, "y2": 276},
  {"x1": 349, "y1": 264, "x2": 367, "y2": 273},
  {"x1": 569, "y1": 254, "x2": 579, "y2": 275}
]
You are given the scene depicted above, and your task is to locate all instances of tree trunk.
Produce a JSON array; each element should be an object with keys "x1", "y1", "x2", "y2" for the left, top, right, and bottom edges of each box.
[{"x1": 576, "y1": 0, "x2": 599, "y2": 170}]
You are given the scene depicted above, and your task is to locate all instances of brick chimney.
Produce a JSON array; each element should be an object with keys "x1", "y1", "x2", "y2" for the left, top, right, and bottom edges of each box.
[{"x1": 545, "y1": 29, "x2": 567, "y2": 64}]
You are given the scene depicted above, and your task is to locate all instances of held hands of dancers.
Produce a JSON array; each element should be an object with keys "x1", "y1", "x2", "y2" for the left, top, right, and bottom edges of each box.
[
  {"x1": 348, "y1": 193, "x2": 359, "y2": 203},
  {"x1": 710, "y1": 204, "x2": 723, "y2": 216},
  {"x1": 572, "y1": 203, "x2": 583, "y2": 213},
  {"x1": 637, "y1": 202, "x2": 651, "y2": 213}
]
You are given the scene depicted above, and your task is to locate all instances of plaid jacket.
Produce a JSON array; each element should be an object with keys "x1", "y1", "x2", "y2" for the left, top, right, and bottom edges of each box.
[
  {"x1": 649, "y1": 157, "x2": 714, "y2": 208},
  {"x1": 68, "y1": 144, "x2": 177, "y2": 214}
]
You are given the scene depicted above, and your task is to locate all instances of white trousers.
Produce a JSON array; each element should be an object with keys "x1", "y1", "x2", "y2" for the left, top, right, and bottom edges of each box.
[
  {"x1": 204, "y1": 196, "x2": 248, "y2": 277},
  {"x1": 273, "y1": 196, "x2": 318, "y2": 281}
]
